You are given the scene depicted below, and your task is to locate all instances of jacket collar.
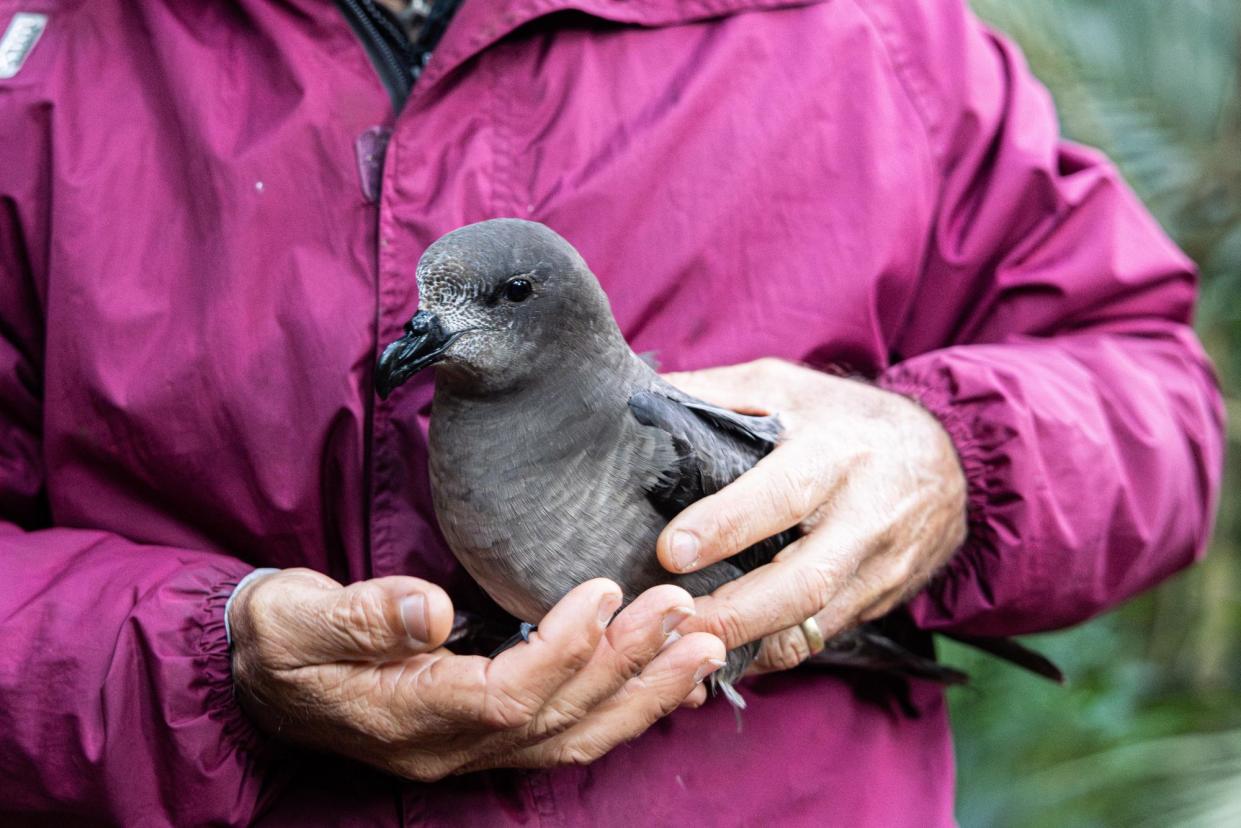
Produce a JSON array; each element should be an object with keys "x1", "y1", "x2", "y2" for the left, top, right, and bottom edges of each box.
[{"x1": 414, "y1": 0, "x2": 827, "y2": 99}]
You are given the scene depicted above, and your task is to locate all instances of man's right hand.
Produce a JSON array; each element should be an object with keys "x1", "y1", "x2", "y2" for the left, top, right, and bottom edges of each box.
[{"x1": 227, "y1": 569, "x2": 725, "y2": 781}]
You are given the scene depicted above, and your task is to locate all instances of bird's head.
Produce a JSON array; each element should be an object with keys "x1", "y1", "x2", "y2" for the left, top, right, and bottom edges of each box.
[{"x1": 375, "y1": 219, "x2": 620, "y2": 398}]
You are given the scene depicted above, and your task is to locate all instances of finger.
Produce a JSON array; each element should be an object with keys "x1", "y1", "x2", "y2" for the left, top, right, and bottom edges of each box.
[
  {"x1": 855, "y1": 540, "x2": 950, "y2": 624},
  {"x1": 513, "y1": 584, "x2": 696, "y2": 741},
  {"x1": 657, "y1": 447, "x2": 853, "y2": 574},
  {"x1": 454, "y1": 584, "x2": 695, "y2": 758},
  {"x1": 467, "y1": 632, "x2": 725, "y2": 772},
  {"x1": 858, "y1": 583, "x2": 909, "y2": 624},
  {"x1": 814, "y1": 555, "x2": 911, "y2": 638},
  {"x1": 679, "y1": 683, "x2": 710, "y2": 708},
  {"x1": 751, "y1": 624, "x2": 813, "y2": 674},
  {"x1": 662, "y1": 358, "x2": 804, "y2": 413},
  {"x1": 751, "y1": 541, "x2": 921, "y2": 674},
  {"x1": 677, "y1": 530, "x2": 871, "y2": 650},
  {"x1": 248, "y1": 573, "x2": 456, "y2": 666},
  {"x1": 416, "y1": 579, "x2": 622, "y2": 731}
]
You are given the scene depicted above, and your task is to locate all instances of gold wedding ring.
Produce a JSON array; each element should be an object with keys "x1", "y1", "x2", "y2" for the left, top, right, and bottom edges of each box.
[{"x1": 800, "y1": 617, "x2": 826, "y2": 655}]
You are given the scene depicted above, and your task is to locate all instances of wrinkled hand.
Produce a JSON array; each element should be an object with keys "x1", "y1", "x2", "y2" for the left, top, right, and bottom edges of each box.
[
  {"x1": 658, "y1": 358, "x2": 967, "y2": 673},
  {"x1": 229, "y1": 570, "x2": 724, "y2": 780}
]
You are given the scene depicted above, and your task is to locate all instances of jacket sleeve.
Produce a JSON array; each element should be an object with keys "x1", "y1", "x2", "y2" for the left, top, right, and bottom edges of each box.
[
  {"x1": 0, "y1": 100, "x2": 273, "y2": 828},
  {"x1": 861, "y1": 0, "x2": 1226, "y2": 635}
]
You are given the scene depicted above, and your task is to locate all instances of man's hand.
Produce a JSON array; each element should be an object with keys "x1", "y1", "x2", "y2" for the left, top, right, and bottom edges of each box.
[
  {"x1": 228, "y1": 570, "x2": 724, "y2": 780},
  {"x1": 658, "y1": 358, "x2": 967, "y2": 673}
]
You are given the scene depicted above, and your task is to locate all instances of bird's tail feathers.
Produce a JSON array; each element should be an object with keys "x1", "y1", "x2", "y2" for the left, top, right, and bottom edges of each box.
[{"x1": 943, "y1": 632, "x2": 1066, "y2": 684}]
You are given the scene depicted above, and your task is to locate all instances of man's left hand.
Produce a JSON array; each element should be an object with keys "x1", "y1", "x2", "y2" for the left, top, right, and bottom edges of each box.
[{"x1": 658, "y1": 358, "x2": 967, "y2": 673}]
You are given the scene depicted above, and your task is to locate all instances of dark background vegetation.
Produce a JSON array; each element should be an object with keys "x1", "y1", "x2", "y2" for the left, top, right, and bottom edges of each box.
[{"x1": 945, "y1": 2, "x2": 1241, "y2": 825}]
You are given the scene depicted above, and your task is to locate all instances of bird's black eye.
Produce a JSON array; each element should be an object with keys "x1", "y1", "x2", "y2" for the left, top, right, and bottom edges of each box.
[{"x1": 503, "y1": 277, "x2": 533, "y2": 303}]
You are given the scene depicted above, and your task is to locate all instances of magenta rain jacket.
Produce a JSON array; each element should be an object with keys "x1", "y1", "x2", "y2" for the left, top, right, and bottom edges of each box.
[{"x1": 0, "y1": 0, "x2": 1225, "y2": 824}]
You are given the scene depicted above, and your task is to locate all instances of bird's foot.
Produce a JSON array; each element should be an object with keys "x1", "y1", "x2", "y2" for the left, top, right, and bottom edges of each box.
[{"x1": 489, "y1": 622, "x2": 538, "y2": 657}]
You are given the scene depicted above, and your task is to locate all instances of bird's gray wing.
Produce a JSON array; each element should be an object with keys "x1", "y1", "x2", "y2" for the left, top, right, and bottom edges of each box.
[
  {"x1": 626, "y1": 388, "x2": 771, "y2": 510},
  {"x1": 627, "y1": 388, "x2": 793, "y2": 573}
]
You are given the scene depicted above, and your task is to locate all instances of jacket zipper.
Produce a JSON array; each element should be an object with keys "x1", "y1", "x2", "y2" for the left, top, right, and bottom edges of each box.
[{"x1": 337, "y1": 0, "x2": 414, "y2": 111}]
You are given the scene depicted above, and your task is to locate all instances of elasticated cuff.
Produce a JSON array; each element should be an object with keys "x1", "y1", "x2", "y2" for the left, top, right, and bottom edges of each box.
[
  {"x1": 877, "y1": 362, "x2": 1016, "y2": 629},
  {"x1": 198, "y1": 570, "x2": 273, "y2": 757}
]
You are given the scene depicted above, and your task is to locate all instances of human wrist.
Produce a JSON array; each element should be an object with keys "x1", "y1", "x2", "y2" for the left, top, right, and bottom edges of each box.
[{"x1": 224, "y1": 567, "x2": 281, "y2": 648}]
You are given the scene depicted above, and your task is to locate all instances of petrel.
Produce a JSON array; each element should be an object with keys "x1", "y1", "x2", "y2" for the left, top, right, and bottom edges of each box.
[{"x1": 375, "y1": 219, "x2": 1061, "y2": 709}]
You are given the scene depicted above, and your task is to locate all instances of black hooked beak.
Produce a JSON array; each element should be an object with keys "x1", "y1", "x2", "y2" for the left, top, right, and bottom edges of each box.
[{"x1": 375, "y1": 310, "x2": 459, "y2": 399}]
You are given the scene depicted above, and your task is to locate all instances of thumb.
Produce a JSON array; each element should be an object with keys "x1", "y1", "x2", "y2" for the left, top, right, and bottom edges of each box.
[{"x1": 304, "y1": 576, "x2": 455, "y2": 664}]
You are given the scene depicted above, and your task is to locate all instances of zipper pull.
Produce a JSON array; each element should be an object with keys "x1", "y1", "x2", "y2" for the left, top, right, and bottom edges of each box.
[{"x1": 355, "y1": 126, "x2": 393, "y2": 204}]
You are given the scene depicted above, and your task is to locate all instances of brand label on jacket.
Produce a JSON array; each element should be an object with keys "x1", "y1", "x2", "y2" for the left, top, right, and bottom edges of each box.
[{"x1": 0, "y1": 13, "x2": 47, "y2": 79}]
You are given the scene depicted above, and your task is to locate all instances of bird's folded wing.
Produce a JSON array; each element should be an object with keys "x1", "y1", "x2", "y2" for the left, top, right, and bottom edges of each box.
[{"x1": 627, "y1": 388, "x2": 792, "y2": 572}]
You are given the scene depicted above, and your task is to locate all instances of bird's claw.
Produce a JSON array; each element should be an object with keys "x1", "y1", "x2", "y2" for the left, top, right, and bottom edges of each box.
[{"x1": 489, "y1": 622, "x2": 539, "y2": 657}]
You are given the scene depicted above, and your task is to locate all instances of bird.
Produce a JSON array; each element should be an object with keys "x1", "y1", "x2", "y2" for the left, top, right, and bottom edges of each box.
[{"x1": 375, "y1": 218, "x2": 1061, "y2": 711}]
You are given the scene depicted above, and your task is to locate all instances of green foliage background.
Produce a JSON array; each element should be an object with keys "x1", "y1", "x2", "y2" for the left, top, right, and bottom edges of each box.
[{"x1": 947, "y1": 2, "x2": 1241, "y2": 825}]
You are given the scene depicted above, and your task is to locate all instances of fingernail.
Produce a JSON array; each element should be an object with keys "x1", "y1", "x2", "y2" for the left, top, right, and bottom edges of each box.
[
  {"x1": 597, "y1": 593, "x2": 623, "y2": 628},
  {"x1": 661, "y1": 606, "x2": 695, "y2": 636},
  {"x1": 694, "y1": 658, "x2": 727, "y2": 685},
  {"x1": 399, "y1": 594, "x2": 429, "y2": 645},
  {"x1": 669, "y1": 530, "x2": 700, "y2": 571},
  {"x1": 659, "y1": 631, "x2": 682, "y2": 652}
]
